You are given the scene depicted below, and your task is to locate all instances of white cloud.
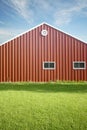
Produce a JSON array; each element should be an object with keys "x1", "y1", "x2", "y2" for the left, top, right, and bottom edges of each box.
[
  {"x1": 54, "y1": 0, "x2": 87, "y2": 26},
  {"x1": 2, "y1": 0, "x2": 87, "y2": 26},
  {"x1": 3, "y1": 0, "x2": 33, "y2": 24},
  {"x1": 11, "y1": 0, "x2": 33, "y2": 23},
  {"x1": 2, "y1": 0, "x2": 53, "y2": 23}
]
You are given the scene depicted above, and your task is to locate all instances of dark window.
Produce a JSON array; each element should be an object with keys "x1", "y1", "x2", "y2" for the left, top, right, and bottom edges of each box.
[
  {"x1": 80, "y1": 63, "x2": 84, "y2": 68},
  {"x1": 44, "y1": 63, "x2": 49, "y2": 68},
  {"x1": 43, "y1": 62, "x2": 55, "y2": 69},
  {"x1": 74, "y1": 62, "x2": 85, "y2": 69},
  {"x1": 50, "y1": 63, "x2": 54, "y2": 68},
  {"x1": 74, "y1": 63, "x2": 79, "y2": 68}
]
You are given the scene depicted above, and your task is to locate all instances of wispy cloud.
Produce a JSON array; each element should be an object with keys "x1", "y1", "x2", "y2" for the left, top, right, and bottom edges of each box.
[
  {"x1": 2, "y1": 0, "x2": 53, "y2": 23},
  {"x1": 2, "y1": 0, "x2": 87, "y2": 26},
  {"x1": 54, "y1": 0, "x2": 87, "y2": 26},
  {"x1": 3, "y1": 0, "x2": 33, "y2": 24}
]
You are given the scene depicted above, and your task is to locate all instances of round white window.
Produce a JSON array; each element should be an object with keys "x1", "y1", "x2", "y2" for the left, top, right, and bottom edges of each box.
[{"x1": 41, "y1": 30, "x2": 48, "y2": 36}]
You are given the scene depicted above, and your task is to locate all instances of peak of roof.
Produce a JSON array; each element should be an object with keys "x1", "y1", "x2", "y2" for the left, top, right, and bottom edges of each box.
[
  {"x1": 0, "y1": 22, "x2": 47, "y2": 46},
  {"x1": 0, "y1": 22, "x2": 86, "y2": 46}
]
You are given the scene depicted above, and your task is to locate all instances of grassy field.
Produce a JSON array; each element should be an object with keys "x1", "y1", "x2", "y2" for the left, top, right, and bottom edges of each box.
[{"x1": 0, "y1": 82, "x2": 87, "y2": 130}]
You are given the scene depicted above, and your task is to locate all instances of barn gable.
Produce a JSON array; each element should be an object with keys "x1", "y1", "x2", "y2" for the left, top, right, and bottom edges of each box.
[
  {"x1": 0, "y1": 22, "x2": 86, "y2": 46},
  {"x1": 0, "y1": 23, "x2": 87, "y2": 82}
]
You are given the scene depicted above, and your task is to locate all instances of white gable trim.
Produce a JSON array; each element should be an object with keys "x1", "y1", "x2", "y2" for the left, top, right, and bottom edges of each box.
[
  {"x1": 44, "y1": 22, "x2": 87, "y2": 44},
  {"x1": 0, "y1": 22, "x2": 45, "y2": 46},
  {"x1": 0, "y1": 22, "x2": 86, "y2": 46}
]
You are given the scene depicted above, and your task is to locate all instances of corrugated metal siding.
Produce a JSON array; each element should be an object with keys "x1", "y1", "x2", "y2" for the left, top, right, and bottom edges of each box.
[{"x1": 0, "y1": 23, "x2": 87, "y2": 82}]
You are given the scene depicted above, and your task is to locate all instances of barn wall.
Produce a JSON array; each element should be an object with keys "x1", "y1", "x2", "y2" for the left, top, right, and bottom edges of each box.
[{"x1": 0, "y1": 24, "x2": 87, "y2": 82}]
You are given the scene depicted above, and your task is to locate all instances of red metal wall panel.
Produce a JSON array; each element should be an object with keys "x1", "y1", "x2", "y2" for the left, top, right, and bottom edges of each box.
[{"x1": 0, "y1": 23, "x2": 87, "y2": 82}]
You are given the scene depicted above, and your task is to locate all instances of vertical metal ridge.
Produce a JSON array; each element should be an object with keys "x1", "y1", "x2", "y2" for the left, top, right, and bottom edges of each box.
[
  {"x1": 50, "y1": 28, "x2": 53, "y2": 81},
  {"x1": 68, "y1": 37, "x2": 71, "y2": 80},
  {"x1": 32, "y1": 29, "x2": 35, "y2": 82},
  {"x1": 6, "y1": 43, "x2": 8, "y2": 81},
  {"x1": 15, "y1": 39, "x2": 17, "y2": 81},
  {"x1": 17, "y1": 37, "x2": 20, "y2": 81},
  {"x1": 26, "y1": 32, "x2": 29, "y2": 81},
  {"x1": 44, "y1": 24, "x2": 47, "y2": 82},
  {"x1": 59, "y1": 32, "x2": 63, "y2": 80},
  {"x1": 23, "y1": 34, "x2": 26, "y2": 81},
  {"x1": 71, "y1": 38, "x2": 74, "y2": 81},
  {"x1": 10, "y1": 41, "x2": 11, "y2": 81},
  {"x1": 78, "y1": 41, "x2": 81, "y2": 81},
  {"x1": 64, "y1": 33, "x2": 66, "y2": 80},
  {"x1": 84, "y1": 44, "x2": 86, "y2": 80},
  {"x1": 13, "y1": 40, "x2": 15, "y2": 82},
  {"x1": 29, "y1": 30, "x2": 32, "y2": 81},
  {"x1": 0, "y1": 46, "x2": 2, "y2": 81},
  {"x1": 3, "y1": 44, "x2": 5, "y2": 81},
  {"x1": 35, "y1": 27, "x2": 38, "y2": 81},
  {"x1": 0, "y1": 47, "x2": 1, "y2": 81},
  {"x1": 53, "y1": 29, "x2": 56, "y2": 81},
  {"x1": 39, "y1": 26, "x2": 42, "y2": 81},
  {"x1": 41, "y1": 25, "x2": 44, "y2": 82},
  {"x1": 20, "y1": 36, "x2": 23, "y2": 81}
]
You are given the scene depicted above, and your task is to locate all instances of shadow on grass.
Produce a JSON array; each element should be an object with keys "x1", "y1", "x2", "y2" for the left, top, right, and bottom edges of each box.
[{"x1": 0, "y1": 82, "x2": 87, "y2": 93}]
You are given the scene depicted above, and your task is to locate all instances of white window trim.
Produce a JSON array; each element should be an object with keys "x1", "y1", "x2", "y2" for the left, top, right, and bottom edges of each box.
[
  {"x1": 73, "y1": 61, "x2": 86, "y2": 70},
  {"x1": 43, "y1": 61, "x2": 56, "y2": 70}
]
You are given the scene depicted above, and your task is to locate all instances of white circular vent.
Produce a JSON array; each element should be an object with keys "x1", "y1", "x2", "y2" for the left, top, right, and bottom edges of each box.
[{"x1": 41, "y1": 30, "x2": 48, "y2": 36}]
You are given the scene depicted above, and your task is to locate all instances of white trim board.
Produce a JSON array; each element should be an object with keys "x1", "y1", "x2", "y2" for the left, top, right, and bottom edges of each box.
[
  {"x1": 0, "y1": 22, "x2": 86, "y2": 46},
  {"x1": 43, "y1": 61, "x2": 56, "y2": 70},
  {"x1": 73, "y1": 61, "x2": 86, "y2": 70},
  {"x1": 0, "y1": 22, "x2": 45, "y2": 46}
]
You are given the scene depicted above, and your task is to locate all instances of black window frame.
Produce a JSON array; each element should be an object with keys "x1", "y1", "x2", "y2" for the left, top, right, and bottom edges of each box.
[
  {"x1": 43, "y1": 62, "x2": 55, "y2": 70},
  {"x1": 73, "y1": 62, "x2": 86, "y2": 69}
]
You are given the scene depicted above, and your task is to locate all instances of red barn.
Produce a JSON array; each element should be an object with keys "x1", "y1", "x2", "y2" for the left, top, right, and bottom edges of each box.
[{"x1": 0, "y1": 22, "x2": 87, "y2": 82}]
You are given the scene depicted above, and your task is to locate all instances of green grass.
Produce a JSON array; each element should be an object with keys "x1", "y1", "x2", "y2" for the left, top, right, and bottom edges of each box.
[{"x1": 0, "y1": 82, "x2": 87, "y2": 130}]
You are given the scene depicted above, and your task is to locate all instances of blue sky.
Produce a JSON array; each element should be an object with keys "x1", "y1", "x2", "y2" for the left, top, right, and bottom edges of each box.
[{"x1": 0, "y1": 0, "x2": 87, "y2": 44}]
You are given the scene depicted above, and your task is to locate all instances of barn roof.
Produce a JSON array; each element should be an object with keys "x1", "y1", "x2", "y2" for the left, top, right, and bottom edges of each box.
[{"x1": 0, "y1": 22, "x2": 86, "y2": 46}]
